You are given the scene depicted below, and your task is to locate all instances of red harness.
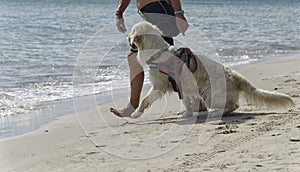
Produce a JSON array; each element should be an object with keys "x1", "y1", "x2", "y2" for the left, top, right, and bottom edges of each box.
[{"x1": 147, "y1": 48, "x2": 198, "y2": 99}]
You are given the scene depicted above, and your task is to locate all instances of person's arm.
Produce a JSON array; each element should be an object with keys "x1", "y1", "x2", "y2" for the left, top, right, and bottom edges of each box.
[
  {"x1": 116, "y1": 0, "x2": 131, "y2": 33},
  {"x1": 169, "y1": 0, "x2": 189, "y2": 36},
  {"x1": 116, "y1": 0, "x2": 131, "y2": 14},
  {"x1": 169, "y1": 0, "x2": 183, "y2": 11}
]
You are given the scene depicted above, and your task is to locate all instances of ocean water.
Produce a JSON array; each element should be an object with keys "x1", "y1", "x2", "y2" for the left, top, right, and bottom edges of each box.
[{"x1": 0, "y1": 0, "x2": 300, "y2": 138}]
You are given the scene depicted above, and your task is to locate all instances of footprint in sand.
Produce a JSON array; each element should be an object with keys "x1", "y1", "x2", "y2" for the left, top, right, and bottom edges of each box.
[
  {"x1": 284, "y1": 79, "x2": 297, "y2": 83},
  {"x1": 289, "y1": 138, "x2": 300, "y2": 142},
  {"x1": 86, "y1": 151, "x2": 100, "y2": 155}
]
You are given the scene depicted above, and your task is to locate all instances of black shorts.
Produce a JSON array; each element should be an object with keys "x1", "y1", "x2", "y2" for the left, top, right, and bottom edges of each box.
[
  {"x1": 140, "y1": 0, "x2": 179, "y2": 38},
  {"x1": 130, "y1": 0, "x2": 179, "y2": 52}
]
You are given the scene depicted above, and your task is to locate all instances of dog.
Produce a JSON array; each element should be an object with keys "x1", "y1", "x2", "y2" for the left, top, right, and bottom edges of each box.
[{"x1": 129, "y1": 21, "x2": 295, "y2": 118}]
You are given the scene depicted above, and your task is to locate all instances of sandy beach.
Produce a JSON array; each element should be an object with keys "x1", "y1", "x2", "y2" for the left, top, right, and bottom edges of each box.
[{"x1": 1, "y1": 55, "x2": 300, "y2": 172}]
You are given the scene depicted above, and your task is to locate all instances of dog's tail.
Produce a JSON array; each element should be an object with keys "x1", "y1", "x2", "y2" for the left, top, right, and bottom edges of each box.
[{"x1": 235, "y1": 71, "x2": 295, "y2": 111}]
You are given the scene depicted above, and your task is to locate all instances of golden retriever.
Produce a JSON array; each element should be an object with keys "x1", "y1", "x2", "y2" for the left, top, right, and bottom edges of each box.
[{"x1": 129, "y1": 21, "x2": 295, "y2": 118}]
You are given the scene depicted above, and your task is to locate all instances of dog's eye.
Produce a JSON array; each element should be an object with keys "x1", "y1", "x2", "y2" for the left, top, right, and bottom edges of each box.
[{"x1": 128, "y1": 37, "x2": 131, "y2": 44}]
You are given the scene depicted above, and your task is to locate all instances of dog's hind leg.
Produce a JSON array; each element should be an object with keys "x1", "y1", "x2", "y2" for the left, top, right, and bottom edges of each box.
[
  {"x1": 223, "y1": 90, "x2": 239, "y2": 114},
  {"x1": 224, "y1": 103, "x2": 239, "y2": 115},
  {"x1": 181, "y1": 97, "x2": 193, "y2": 118},
  {"x1": 131, "y1": 88, "x2": 165, "y2": 118}
]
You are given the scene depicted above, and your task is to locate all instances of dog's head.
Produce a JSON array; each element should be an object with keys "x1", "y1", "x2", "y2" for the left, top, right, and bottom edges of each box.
[
  {"x1": 128, "y1": 21, "x2": 165, "y2": 51},
  {"x1": 129, "y1": 21, "x2": 175, "y2": 66}
]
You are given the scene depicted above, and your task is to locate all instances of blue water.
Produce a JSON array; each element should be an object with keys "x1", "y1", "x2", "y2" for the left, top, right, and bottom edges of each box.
[{"x1": 0, "y1": 0, "x2": 300, "y2": 138}]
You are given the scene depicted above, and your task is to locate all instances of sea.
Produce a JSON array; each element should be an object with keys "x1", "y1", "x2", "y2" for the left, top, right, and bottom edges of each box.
[{"x1": 1, "y1": 0, "x2": 300, "y2": 138}]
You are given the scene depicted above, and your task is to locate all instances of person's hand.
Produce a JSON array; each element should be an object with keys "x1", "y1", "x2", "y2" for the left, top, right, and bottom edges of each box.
[
  {"x1": 116, "y1": 17, "x2": 127, "y2": 33},
  {"x1": 175, "y1": 13, "x2": 189, "y2": 36}
]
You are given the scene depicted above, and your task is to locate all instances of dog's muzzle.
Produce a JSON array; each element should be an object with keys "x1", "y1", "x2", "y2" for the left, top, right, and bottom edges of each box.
[{"x1": 128, "y1": 37, "x2": 138, "y2": 53}]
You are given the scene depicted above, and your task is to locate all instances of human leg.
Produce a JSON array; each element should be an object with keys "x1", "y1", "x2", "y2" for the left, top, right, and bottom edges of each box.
[
  {"x1": 110, "y1": 51, "x2": 144, "y2": 117},
  {"x1": 127, "y1": 51, "x2": 144, "y2": 109}
]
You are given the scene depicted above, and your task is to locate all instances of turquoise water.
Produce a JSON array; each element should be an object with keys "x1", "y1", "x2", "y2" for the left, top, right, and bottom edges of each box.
[{"x1": 0, "y1": 0, "x2": 300, "y2": 138}]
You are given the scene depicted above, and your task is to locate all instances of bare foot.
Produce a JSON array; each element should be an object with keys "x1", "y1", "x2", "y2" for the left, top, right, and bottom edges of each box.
[{"x1": 110, "y1": 103, "x2": 136, "y2": 118}]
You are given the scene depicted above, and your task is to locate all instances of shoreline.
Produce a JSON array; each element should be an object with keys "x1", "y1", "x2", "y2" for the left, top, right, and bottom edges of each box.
[
  {"x1": 0, "y1": 82, "x2": 150, "y2": 139},
  {"x1": 1, "y1": 52, "x2": 300, "y2": 140},
  {"x1": 0, "y1": 53, "x2": 299, "y2": 171}
]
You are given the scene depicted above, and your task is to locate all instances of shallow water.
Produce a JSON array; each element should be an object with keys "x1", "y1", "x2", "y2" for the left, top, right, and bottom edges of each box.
[{"x1": 0, "y1": 0, "x2": 300, "y2": 138}]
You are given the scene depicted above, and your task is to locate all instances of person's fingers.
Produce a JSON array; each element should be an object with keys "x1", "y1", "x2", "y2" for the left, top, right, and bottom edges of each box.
[
  {"x1": 119, "y1": 22, "x2": 126, "y2": 32},
  {"x1": 118, "y1": 25, "x2": 126, "y2": 33},
  {"x1": 182, "y1": 23, "x2": 189, "y2": 35},
  {"x1": 116, "y1": 18, "x2": 126, "y2": 33},
  {"x1": 183, "y1": 21, "x2": 189, "y2": 33},
  {"x1": 117, "y1": 22, "x2": 126, "y2": 33},
  {"x1": 121, "y1": 23, "x2": 127, "y2": 32},
  {"x1": 180, "y1": 31, "x2": 185, "y2": 36},
  {"x1": 179, "y1": 24, "x2": 188, "y2": 36},
  {"x1": 116, "y1": 24, "x2": 123, "y2": 33},
  {"x1": 176, "y1": 16, "x2": 189, "y2": 36},
  {"x1": 185, "y1": 22, "x2": 189, "y2": 31}
]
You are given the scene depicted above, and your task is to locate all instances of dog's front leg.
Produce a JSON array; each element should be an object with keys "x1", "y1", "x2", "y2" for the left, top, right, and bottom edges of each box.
[{"x1": 131, "y1": 88, "x2": 165, "y2": 118}]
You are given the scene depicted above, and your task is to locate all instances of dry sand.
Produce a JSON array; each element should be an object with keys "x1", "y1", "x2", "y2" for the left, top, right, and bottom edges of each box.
[{"x1": 1, "y1": 55, "x2": 300, "y2": 172}]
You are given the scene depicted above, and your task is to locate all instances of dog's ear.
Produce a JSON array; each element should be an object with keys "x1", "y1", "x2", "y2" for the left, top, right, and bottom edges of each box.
[{"x1": 132, "y1": 34, "x2": 143, "y2": 45}]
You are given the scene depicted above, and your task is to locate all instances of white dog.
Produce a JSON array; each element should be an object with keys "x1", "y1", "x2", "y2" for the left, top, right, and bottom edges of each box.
[{"x1": 129, "y1": 21, "x2": 295, "y2": 118}]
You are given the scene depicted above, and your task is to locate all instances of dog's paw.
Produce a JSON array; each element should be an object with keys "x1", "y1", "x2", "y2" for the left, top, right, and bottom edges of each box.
[
  {"x1": 131, "y1": 111, "x2": 143, "y2": 118},
  {"x1": 195, "y1": 111, "x2": 209, "y2": 117},
  {"x1": 208, "y1": 109, "x2": 224, "y2": 118},
  {"x1": 181, "y1": 110, "x2": 193, "y2": 118}
]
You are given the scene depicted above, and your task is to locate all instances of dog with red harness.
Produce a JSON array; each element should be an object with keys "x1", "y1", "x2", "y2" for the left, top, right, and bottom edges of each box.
[{"x1": 129, "y1": 21, "x2": 295, "y2": 118}]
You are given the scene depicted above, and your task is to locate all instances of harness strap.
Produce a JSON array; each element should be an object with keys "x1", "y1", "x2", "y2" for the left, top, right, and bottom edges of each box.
[
  {"x1": 145, "y1": 48, "x2": 169, "y2": 65},
  {"x1": 156, "y1": 56, "x2": 184, "y2": 98},
  {"x1": 146, "y1": 47, "x2": 197, "y2": 100}
]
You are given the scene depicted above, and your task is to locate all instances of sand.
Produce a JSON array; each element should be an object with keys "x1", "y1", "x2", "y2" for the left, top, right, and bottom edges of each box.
[{"x1": 1, "y1": 55, "x2": 300, "y2": 172}]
